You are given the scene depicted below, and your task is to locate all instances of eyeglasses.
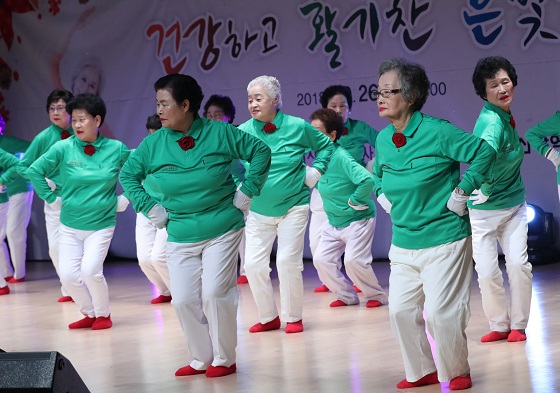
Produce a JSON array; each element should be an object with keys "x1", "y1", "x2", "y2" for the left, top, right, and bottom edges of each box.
[
  {"x1": 372, "y1": 89, "x2": 401, "y2": 100},
  {"x1": 206, "y1": 111, "x2": 225, "y2": 120},
  {"x1": 49, "y1": 106, "x2": 66, "y2": 113}
]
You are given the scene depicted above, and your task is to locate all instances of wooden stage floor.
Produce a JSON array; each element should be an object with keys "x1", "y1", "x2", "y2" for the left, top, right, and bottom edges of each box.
[{"x1": 1, "y1": 259, "x2": 559, "y2": 392}]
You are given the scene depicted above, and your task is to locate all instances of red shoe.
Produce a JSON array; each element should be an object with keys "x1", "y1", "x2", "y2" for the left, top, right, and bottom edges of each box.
[
  {"x1": 366, "y1": 300, "x2": 382, "y2": 308},
  {"x1": 237, "y1": 275, "x2": 249, "y2": 284},
  {"x1": 206, "y1": 363, "x2": 236, "y2": 378},
  {"x1": 449, "y1": 374, "x2": 472, "y2": 390},
  {"x1": 507, "y1": 329, "x2": 527, "y2": 342},
  {"x1": 175, "y1": 365, "x2": 206, "y2": 377},
  {"x1": 330, "y1": 300, "x2": 349, "y2": 307},
  {"x1": 353, "y1": 285, "x2": 362, "y2": 293},
  {"x1": 285, "y1": 320, "x2": 304, "y2": 334},
  {"x1": 314, "y1": 284, "x2": 329, "y2": 293},
  {"x1": 397, "y1": 371, "x2": 439, "y2": 389},
  {"x1": 69, "y1": 316, "x2": 96, "y2": 329},
  {"x1": 92, "y1": 315, "x2": 112, "y2": 330},
  {"x1": 151, "y1": 295, "x2": 172, "y2": 304},
  {"x1": 8, "y1": 277, "x2": 25, "y2": 283},
  {"x1": 249, "y1": 316, "x2": 281, "y2": 333},
  {"x1": 58, "y1": 296, "x2": 73, "y2": 303},
  {"x1": 4, "y1": 276, "x2": 13, "y2": 281},
  {"x1": 481, "y1": 330, "x2": 510, "y2": 343},
  {"x1": 0, "y1": 286, "x2": 10, "y2": 295}
]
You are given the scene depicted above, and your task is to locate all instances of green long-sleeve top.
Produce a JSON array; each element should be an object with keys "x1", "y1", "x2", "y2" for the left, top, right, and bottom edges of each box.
[
  {"x1": 0, "y1": 148, "x2": 22, "y2": 204},
  {"x1": 17, "y1": 123, "x2": 74, "y2": 197},
  {"x1": 339, "y1": 118, "x2": 378, "y2": 165},
  {"x1": 467, "y1": 101, "x2": 525, "y2": 210},
  {"x1": 119, "y1": 116, "x2": 272, "y2": 243},
  {"x1": 237, "y1": 110, "x2": 333, "y2": 217},
  {"x1": 526, "y1": 111, "x2": 560, "y2": 184},
  {"x1": 317, "y1": 144, "x2": 375, "y2": 228},
  {"x1": 373, "y1": 111, "x2": 495, "y2": 249},
  {"x1": 27, "y1": 135, "x2": 130, "y2": 231},
  {"x1": 0, "y1": 136, "x2": 33, "y2": 196}
]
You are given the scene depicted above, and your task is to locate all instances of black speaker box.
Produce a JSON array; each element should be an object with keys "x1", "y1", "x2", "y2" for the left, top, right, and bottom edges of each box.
[{"x1": 0, "y1": 351, "x2": 90, "y2": 392}]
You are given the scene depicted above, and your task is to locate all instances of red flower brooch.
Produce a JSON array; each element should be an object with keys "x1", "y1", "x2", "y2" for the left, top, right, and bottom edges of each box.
[
  {"x1": 342, "y1": 128, "x2": 349, "y2": 136},
  {"x1": 263, "y1": 123, "x2": 277, "y2": 133},
  {"x1": 392, "y1": 132, "x2": 406, "y2": 148},
  {"x1": 60, "y1": 131, "x2": 71, "y2": 139},
  {"x1": 510, "y1": 116, "x2": 516, "y2": 129},
  {"x1": 84, "y1": 144, "x2": 96, "y2": 156},
  {"x1": 178, "y1": 136, "x2": 195, "y2": 151}
]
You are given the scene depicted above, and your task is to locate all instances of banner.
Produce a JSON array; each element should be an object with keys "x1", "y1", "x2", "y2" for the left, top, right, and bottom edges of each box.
[{"x1": 1, "y1": 0, "x2": 559, "y2": 259}]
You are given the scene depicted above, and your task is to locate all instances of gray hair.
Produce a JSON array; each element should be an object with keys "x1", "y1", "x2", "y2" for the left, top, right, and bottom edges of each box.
[
  {"x1": 378, "y1": 58, "x2": 430, "y2": 112},
  {"x1": 247, "y1": 75, "x2": 282, "y2": 109}
]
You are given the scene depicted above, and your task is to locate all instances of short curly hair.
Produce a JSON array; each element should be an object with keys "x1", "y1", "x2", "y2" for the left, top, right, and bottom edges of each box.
[
  {"x1": 472, "y1": 56, "x2": 518, "y2": 100},
  {"x1": 378, "y1": 58, "x2": 430, "y2": 112},
  {"x1": 203, "y1": 94, "x2": 236, "y2": 124},
  {"x1": 320, "y1": 85, "x2": 353, "y2": 111},
  {"x1": 310, "y1": 108, "x2": 345, "y2": 142}
]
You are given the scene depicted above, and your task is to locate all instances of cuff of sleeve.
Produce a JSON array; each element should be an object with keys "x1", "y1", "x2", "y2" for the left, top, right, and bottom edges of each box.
[
  {"x1": 239, "y1": 183, "x2": 255, "y2": 198},
  {"x1": 457, "y1": 182, "x2": 475, "y2": 195},
  {"x1": 45, "y1": 194, "x2": 56, "y2": 204},
  {"x1": 142, "y1": 200, "x2": 157, "y2": 218}
]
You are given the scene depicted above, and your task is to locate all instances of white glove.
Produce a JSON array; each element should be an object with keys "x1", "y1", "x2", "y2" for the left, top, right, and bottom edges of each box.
[
  {"x1": 365, "y1": 158, "x2": 374, "y2": 174},
  {"x1": 348, "y1": 198, "x2": 368, "y2": 211},
  {"x1": 45, "y1": 178, "x2": 57, "y2": 191},
  {"x1": 469, "y1": 189, "x2": 489, "y2": 205},
  {"x1": 546, "y1": 148, "x2": 560, "y2": 172},
  {"x1": 147, "y1": 204, "x2": 169, "y2": 229},
  {"x1": 377, "y1": 193, "x2": 392, "y2": 214},
  {"x1": 116, "y1": 195, "x2": 130, "y2": 212},
  {"x1": 305, "y1": 166, "x2": 322, "y2": 188},
  {"x1": 233, "y1": 185, "x2": 251, "y2": 212},
  {"x1": 446, "y1": 189, "x2": 468, "y2": 216},
  {"x1": 48, "y1": 196, "x2": 62, "y2": 211}
]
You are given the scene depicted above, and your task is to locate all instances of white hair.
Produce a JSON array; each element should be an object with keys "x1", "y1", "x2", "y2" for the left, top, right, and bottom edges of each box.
[{"x1": 247, "y1": 75, "x2": 282, "y2": 109}]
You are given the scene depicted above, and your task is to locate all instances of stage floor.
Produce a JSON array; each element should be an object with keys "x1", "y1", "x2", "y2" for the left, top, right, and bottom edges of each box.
[{"x1": 1, "y1": 259, "x2": 559, "y2": 393}]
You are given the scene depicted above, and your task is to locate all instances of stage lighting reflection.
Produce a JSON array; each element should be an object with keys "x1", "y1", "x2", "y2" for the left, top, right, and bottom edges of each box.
[{"x1": 526, "y1": 203, "x2": 557, "y2": 264}]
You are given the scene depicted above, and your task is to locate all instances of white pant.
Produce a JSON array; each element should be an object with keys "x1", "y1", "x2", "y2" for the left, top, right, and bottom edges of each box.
[
  {"x1": 0, "y1": 201, "x2": 9, "y2": 278},
  {"x1": 388, "y1": 238, "x2": 472, "y2": 382},
  {"x1": 58, "y1": 224, "x2": 115, "y2": 318},
  {"x1": 244, "y1": 204, "x2": 309, "y2": 323},
  {"x1": 0, "y1": 191, "x2": 33, "y2": 279},
  {"x1": 313, "y1": 218, "x2": 386, "y2": 304},
  {"x1": 44, "y1": 201, "x2": 70, "y2": 297},
  {"x1": 135, "y1": 213, "x2": 170, "y2": 296},
  {"x1": 308, "y1": 188, "x2": 328, "y2": 257},
  {"x1": 238, "y1": 220, "x2": 247, "y2": 276},
  {"x1": 470, "y1": 203, "x2": 532, "y2": 331},
  {"x1": 167, "y1": 229, "x2": 242, "y2": 369}
]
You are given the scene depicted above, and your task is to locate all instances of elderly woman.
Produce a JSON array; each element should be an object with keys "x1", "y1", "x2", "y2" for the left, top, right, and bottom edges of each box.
[
  {"x1": 17, "y1": 89, "x2": 75, "y2": 302},
  {"x1": 202, "y1": 94, "x2": 249, "y2": 285},
  {"x1": 0, "y1": 147, "x2": 22, "y2": 295},
  {"x1": 134, "y1": 114, "x2": 172, "y2": 304},
  {"x1": 311, "y1": 85, "x2": 378, "y2": 293},
  {"x1": 372, "y1": 59, "x2": 495, "y2": 390},
  {"x1": 310, "y1": 108, "x2": 386, "y2": 308},
  {"x1": 0, "y1": 115, "x2": 34, "y2": 284},
  {"x1": 120, "y1": 74, "x2": 271, "y2": 378},
  {"x1": 526, "y1": 111, "x2": 560, "y2": 199},
  {"x1": 27, "y1": 93, "x2": 130, "y2": 330},
  {"x1": 468, "y1": 56, "x2": 532, "y2": 343},
  {"x1": 237, "y1": 75, "x2": 333, "y2": 334}
]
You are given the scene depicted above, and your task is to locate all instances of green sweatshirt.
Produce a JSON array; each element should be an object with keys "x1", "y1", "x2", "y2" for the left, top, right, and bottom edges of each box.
[
  {"x1": 373, "y1": 111, "x2": 495, "y2": 249},
  {"x1": 17, "y1": 123, "x2": 74, "y2": 197},
  {"x1": 339, "y1": 118, "x2": 378, "y2": 165},
  {"x1": 237, "y1": 110, "x2": 333, "y2": 217},
  {"x1": 317, "y1": 145, "x2": 375, "y2": 228},
  {"x1": 526, "y1": 111, "x2": 560, "y2": 184},
  {"x1": 467, "y1": 101, "x2": 525, "y2": 210},
  {"x1": 27, "y1": 135, "x2": 130, "y2": 231},
  {"x1": 0, "y1": 136, "x2": 33, "y2": 196},
  {"x1": 0, "y1": 148, "x2": 22, "y2": 204},
  {"x1": 119, "y1": 116, "x2": 271, "y2": 243}
]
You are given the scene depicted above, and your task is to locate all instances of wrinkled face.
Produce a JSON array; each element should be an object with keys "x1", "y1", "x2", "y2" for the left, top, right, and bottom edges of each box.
[
  {"x1": 49, "y1": 99, "x2": 71, "y2": 130},
  {"x1": 71, "y1": 109, "x2": 100, "y2": 143},
  {"x1": 376, "y1": 70, "x2": 411, "y2": 124},
  {"x1": 248, "y1": 84, "x2": 278, "y2": 123},
  {"x1": 326, "y1": 93, "x2": 350, "y2": 123},
  {"x1": 206, "y1": 105, "x2": 230, "y2": 122},
  {"x1": 156, "y1": 89, "x2": 189, "y2": 132},
  {"x1": 311, "y1": 118, "x2": 335, "y2": 141},
  {"x1": 484, "y1": 69, "x2": 514, "y2": 113},
  {"x1": 72, "y1": 65, "x2": 100, "y2": 95}
]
